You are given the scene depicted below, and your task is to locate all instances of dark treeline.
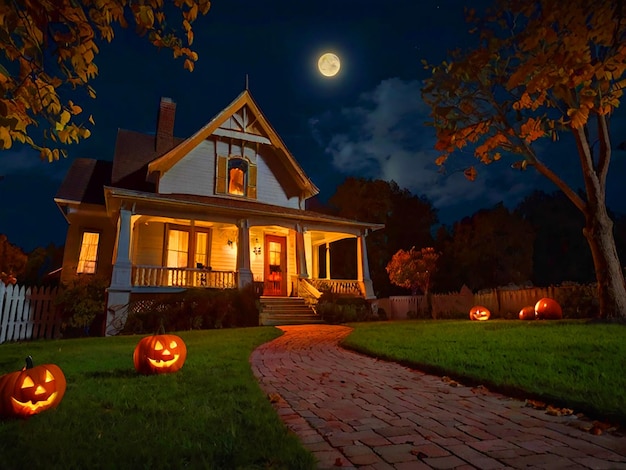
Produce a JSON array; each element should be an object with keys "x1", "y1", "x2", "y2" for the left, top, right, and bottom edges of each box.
[
  {"x1": 317, "y1": 177, "x2": 626, "y2": 298},
  {"x1": 0, "y1": 234, "x2": 63, "y2": 286}
]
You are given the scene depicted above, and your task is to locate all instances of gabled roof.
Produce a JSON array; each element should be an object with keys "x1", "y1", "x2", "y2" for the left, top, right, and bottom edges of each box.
[
  {"x1": 111, "y1": 129, "x2": 183, "y2": 191},
  {"x1": 55, "y1": 158, "x2": 112, "y2": 205},
  {"x1": 147, "y1": 89, "x2": 319, "y2": 199}
]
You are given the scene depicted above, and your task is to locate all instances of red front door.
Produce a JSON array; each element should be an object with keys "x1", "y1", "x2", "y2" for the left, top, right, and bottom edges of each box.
[{"x1": 264, "y1": 235, "x2": 287, "y2": 296}]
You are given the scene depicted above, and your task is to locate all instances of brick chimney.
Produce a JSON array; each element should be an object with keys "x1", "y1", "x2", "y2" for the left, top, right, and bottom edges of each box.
[{"x1": 156, "y1": 97, "x2": 176, "y2": 153}]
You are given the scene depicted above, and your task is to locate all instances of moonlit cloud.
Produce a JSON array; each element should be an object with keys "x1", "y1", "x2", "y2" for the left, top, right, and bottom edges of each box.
[{"x1": 309, "y1": 77, "x2": 563, "y2": 223}]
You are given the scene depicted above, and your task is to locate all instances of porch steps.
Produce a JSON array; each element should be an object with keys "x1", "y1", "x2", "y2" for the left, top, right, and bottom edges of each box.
[{"x1": 259, "y1": 296, "x2": 323, "y2": 326}]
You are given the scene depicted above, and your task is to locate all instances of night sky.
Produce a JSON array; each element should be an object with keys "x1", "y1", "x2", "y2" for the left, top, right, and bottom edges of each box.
[{"x1": 2, "y1": 0, "x2": 626, "y2": 252}]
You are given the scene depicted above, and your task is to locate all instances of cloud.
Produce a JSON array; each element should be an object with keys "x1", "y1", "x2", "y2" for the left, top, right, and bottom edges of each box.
[
  {"x1": 309, "y1": 77, "x2": 567, "y2": 222},
  {"x1": 310, "y1": 78, "x2": 503, "y2": 211},
  {"x1": 0, "y1": 145, "x2": 72, "y2": 181}
]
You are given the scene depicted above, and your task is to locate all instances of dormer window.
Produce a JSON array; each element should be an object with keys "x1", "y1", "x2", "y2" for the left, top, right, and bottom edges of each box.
[
  {"x1": 216, "y1": 155, "x2": 257, "y2": 199},
  {"x1": 228, "y1": 158, "x2": 247, "y2": 196}
]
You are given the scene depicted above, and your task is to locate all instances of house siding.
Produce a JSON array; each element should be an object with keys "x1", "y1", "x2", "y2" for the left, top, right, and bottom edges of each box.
[
  {"x1": 60, "y1": 208, "x2": 116, "y2": 285},
  {"x1": 159, "y1": 137, "x2": 300, "y2": 209}
]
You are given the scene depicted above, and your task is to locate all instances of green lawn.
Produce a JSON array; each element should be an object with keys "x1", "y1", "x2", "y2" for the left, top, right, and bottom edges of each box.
[
  {"x1": 0, "y1": 328, "x2": 315, "y2": 470},
  {"x1": 344, "y1": 320, "x2": 626, "y2": 424},
  {"x1": 1, "y1": 320, "x2": 624, "y2": 469}
]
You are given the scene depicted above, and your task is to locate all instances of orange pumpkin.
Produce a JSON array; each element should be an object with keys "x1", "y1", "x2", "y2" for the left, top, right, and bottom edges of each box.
[
  {"x1": 535, "y1": 298, "x2": 562, "y2": 320},
  {"x1": 133, "y1": 334, "x2": 187, "y2": 375},
  {"x1": 0, "y1": 356, "x2": 66, "y2": 419},
  {"x1": 519, "y1": 306, "x2": 536, "y2": 321},
  {"x1": 469, "y1": 305, "x2": 491, "y2": 321}
]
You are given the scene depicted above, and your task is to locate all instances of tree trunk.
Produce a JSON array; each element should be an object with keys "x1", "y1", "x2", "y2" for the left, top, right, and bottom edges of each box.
[{"x1": 582, "y1": 202, "x2": 626, "y2": 319}]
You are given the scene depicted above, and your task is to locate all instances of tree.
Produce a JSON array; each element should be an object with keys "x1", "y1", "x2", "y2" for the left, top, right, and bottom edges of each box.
[
  {"x1": 326, "y1": 177, "x2": 438, "y2": 297},
  {"x1": 422, "y1": 0, "x2": 626, "y2": 319},
  {"x1": 433, "y1": 204, "x2": 534, "y2": 291},
  {"x1": 515, "y1": 190, "x2": 595, "y2": 286},
  {"x1": 0, "y1": 0, "x2": 211, "y2": 160},
  {"x1": 0, "y1": 234, "x2": 28, "y2": 284},
  {"x1": 386, "y1": 247, "x2": 439, "y2": 296}
]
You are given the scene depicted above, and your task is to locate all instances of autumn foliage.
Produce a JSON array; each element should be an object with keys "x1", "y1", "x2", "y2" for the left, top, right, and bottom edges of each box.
[
  {"x1": 422, "y1": 0, "x2": 626, "y2": 319},
  {"x1": 385, "y1": 247, "x2": 439, "y2": 295},
  {"x1": 0, "y1": 0, "x2": 211, "y2": 160}
]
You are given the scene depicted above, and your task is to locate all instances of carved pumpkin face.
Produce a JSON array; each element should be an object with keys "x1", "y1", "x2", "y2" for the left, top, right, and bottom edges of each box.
[
  {"x1": 133, "y1": 334, "x2": 187, "y2": 375},
  {"x1": 535, "y1": 298, "x2": 562, "y2": 320},
  {"x1": 469, "y1": 305, "x2": 491, "y2": 321},
  {"x1": 519, "y1": 306, "x2": 536, "y2": 321},
  {"x1": 0, "y1": 358, "x2": 66, "y2": 419}
]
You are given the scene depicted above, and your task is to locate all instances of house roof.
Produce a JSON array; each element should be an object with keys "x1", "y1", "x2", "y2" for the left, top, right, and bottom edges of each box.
[
  {"x1": 104, "y1": 186, "x2": 384, "y2": 233},
  {"x1": 147, "y1": 89, "x2": 319, "y2": 199},
  {"x1": 55, "y1": 158, "x2": 112, "y2": 205}
]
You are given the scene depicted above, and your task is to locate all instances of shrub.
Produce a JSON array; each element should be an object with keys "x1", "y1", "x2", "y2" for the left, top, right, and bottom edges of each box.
[
  {"x1": 122, "y1": 287, "x2": 260, "y2": 334},
  {"x1": 556, "y1": 283, "x2": 599, "y2": 319},
  {"x1": 316, "y1": 292, "x2": 373, "y2": 324},
  {"x1": 55, "y1": 276, "x2": 108, "y2": 336}
]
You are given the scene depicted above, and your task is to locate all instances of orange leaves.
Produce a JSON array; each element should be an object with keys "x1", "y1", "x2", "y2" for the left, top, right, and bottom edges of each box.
[
  {"x1": 567, "y1": 106, "x2": 590, "y2": 129},
  {"x1": 463, "y1": 167, "x2": 477, "y2": 181},
  {"x1": 519, "y1": 117, "x2": 545, "y2": 143},
  {"x1": 386, "y1": 247, "x2": 440, "y2": 294}
]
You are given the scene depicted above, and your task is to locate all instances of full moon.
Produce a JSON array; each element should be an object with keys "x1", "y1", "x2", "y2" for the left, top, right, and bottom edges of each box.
[{"x1": 318, "y1": 53, "x2": 341, "y2": 77}]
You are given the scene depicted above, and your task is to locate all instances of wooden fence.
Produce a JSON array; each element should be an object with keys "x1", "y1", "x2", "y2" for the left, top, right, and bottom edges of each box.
[
  {"x1": 386, "y1": 284, "x2": 593, "y2": 319},
  {"x1": 0, "y1": 283, "x2": 61, "y2": 344}
]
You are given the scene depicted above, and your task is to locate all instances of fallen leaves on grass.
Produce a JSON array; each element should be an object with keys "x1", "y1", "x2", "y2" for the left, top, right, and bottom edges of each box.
[{"x1": 442, "y1": 376, "x2": 460, "y2": 387}]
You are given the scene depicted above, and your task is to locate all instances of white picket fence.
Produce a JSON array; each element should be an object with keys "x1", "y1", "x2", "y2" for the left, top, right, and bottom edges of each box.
[{"x1": 0, "y1": 283, "x2": 61, "y2": 344}]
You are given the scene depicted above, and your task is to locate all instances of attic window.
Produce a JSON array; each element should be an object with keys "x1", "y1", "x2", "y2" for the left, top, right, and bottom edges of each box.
[{"x1": 228, "y1": 158, "x2": 248, "y2": 196}]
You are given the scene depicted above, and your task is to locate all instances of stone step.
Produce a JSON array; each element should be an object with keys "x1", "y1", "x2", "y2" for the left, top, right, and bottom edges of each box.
[{"x1": 259, "y1": 296, "x2": 322, "y2": 326}]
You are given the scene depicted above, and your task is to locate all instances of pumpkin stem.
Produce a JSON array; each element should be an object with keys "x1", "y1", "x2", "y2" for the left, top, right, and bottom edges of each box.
[{"x1": 25, "y1": 356, "x2": 34, "y2": 369}]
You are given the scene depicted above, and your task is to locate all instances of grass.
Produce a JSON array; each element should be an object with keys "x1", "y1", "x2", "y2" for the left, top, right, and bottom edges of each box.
[
  {"x1": 343, "y1": 319, "x2": 626, "y2": 424},
  {"x1": 0, "y1": 328, "x2": 315, "y2": 470},
  {"x1": 2, "y1": 320, "x2": 625, "y2": 468}
]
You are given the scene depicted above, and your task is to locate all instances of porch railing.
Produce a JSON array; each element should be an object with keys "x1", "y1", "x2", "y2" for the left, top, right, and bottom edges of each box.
[
  {"x1": 132, "y1": 266, "x2": 237, "y2": 289},
  {"x1": 307, "y1": 279, "x2": 363, "y2": 296}
]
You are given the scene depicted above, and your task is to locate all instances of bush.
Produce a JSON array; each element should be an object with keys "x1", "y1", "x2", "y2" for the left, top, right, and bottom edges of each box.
[
  {"x1": 316, "y1": 292, "x2": 373, "y2": 324},
  {"x1": 557, "y1": 283, "x2": 599, "y2": 319},
  {"x1": 55, "y1": 276, "x2": 108, "y2": 336},
  {"x1": 122, "y1": 287, "x2": 260, "y2": 334}
]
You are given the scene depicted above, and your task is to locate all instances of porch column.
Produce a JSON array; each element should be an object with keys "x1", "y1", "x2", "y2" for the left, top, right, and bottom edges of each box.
[
  {"x1": 106, "y1": 207, "x2": 133, "y2": 336},
  {"x1": 295, "y1": 224, "x2": 308, "y2": 278},
  {"x1": 237, "y1": 219, "x2": 253, "y2": 288},
  {"x1": 325, "y1": 243, "x2": 331, "y2": 280},
  {"x1": 357, "y1": 232, "x2": 375, "y2": 299}
]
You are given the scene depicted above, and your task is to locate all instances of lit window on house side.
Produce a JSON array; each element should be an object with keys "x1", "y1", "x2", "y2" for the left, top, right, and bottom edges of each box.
[{"x1": 77, "y1": 232, "x2": 99, "y2": 274}]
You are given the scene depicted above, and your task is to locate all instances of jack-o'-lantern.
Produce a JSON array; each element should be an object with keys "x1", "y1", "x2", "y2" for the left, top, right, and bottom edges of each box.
[
  {"x1": 133, "y1": 334, "x2": 187, "y2": 375},
  {"x1": 0, "y1": 356, "x2": 66, "y2": 419},
  {"x1": 535, "y1": 298, "x2": 562, "y2": 320},
  {"x1": 519, "y1": 306, "x2": 536, "y2": 321},
  {"x1": 469, "y1": 305, "x2": 491, "y2": 321}
]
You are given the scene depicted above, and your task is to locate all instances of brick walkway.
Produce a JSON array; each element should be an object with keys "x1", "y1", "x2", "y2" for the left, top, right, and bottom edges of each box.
[{"x1": 250, "y1": 325, "x2": 626, "y2": 469}]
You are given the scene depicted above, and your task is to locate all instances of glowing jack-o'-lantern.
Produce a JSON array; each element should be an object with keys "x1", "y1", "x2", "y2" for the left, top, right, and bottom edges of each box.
[
  {"x1": 535, "y1": 298, "x2": 562, "y2": 320},
  {"x1": 0, "y1": 356, "x2": 66, "y2": 419},
  {"x1": 133, "y1": 334, "x2": 187, "y2": 375},
  {"x1": 469, "y1": 305, "x2": 491, "y2": 321},
  {"x1": 519, "y1": 306, "x2": 536, "y2": 321}
]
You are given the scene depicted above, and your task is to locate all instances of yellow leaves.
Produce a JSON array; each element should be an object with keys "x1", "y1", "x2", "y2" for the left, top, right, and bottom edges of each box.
[
  {"x1": 567, "y1": 106, "x2": 590, "y2": 129},
  {"x1": 56, "y1": 110, "x2": 71, "y2": 130},
  {"x1": 0, "y1": 126, "x2": 12, "y2": 149}
]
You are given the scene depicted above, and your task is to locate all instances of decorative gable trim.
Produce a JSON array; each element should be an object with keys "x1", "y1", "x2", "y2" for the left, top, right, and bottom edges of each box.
[
  {"x1": 212, "y1": 128, "x2": 271, "y2": 144},
  {"x1": 147, "y1": 90, "x2": 319, "y2": 199}
]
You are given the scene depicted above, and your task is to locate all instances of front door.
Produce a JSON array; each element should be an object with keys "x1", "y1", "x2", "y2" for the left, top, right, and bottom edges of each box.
[{"x1": 264, "y1": 235, "x2": 287, "y2": 296}]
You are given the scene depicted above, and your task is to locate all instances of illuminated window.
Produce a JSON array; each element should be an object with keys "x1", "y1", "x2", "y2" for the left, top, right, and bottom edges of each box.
[
  {"x1": 77, "y1": 231, "x2": 99, "y2": 274},
  {"x1": 165, "y1": 226, "x2": 211, "y2": 286},
  {"x1": 228, "y1": 158, "x2": 247, "y2": 196}
]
